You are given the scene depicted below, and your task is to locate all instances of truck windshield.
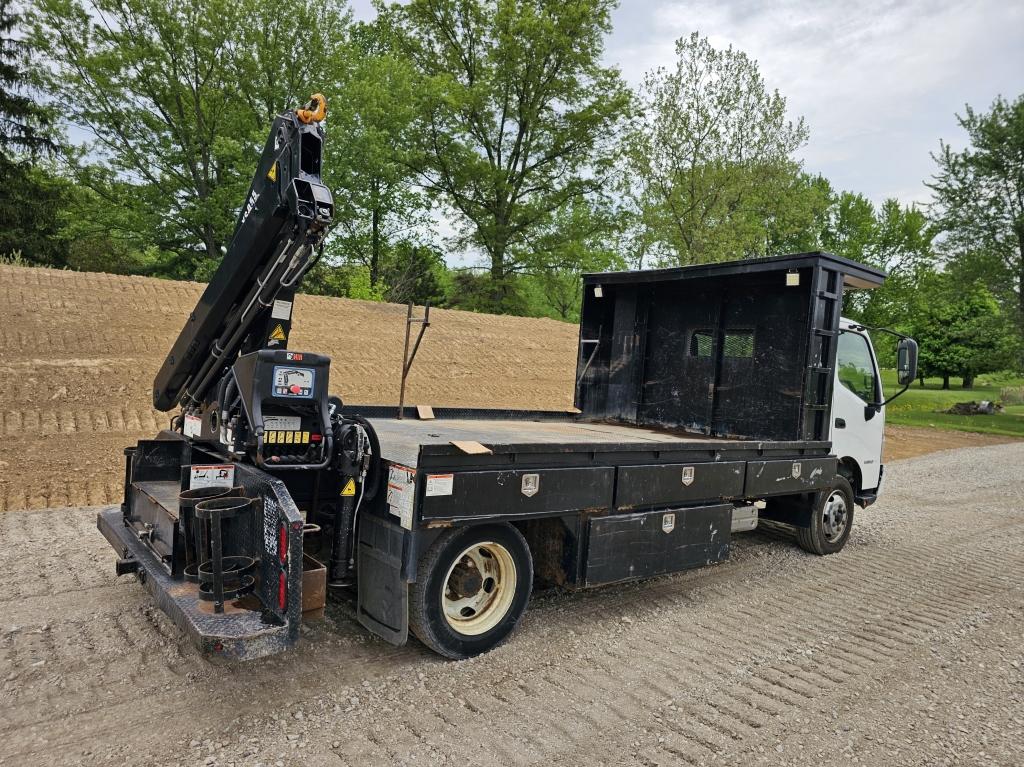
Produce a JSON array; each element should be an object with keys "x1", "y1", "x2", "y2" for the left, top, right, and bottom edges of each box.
[{"x1": 837, "y1": 331, "x2": 878, "y2": 403}]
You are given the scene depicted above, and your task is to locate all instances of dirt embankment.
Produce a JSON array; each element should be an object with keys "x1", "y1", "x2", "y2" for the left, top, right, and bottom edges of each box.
[
  {"x1": 0, "y1": 264, "x2": 1016, "y2": 512},
  {"x1": 0, "y1": 266, "x2": 577, "y2": 511}
]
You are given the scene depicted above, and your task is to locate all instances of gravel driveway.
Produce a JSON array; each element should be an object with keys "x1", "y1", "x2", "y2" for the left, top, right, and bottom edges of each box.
[{"x1": 1, "y1": 442, "x2": 1021, "y2": 766}]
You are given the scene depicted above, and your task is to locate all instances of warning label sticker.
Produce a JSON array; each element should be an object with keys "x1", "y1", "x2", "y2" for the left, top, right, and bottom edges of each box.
[
  {"x1": 271, "y1": 299, "x2": 292, "y2": 320},
  {"x1": 189, "y1": 464, "x2": 235, "y2": 490},
  {"x1": 387, "y1": 464, "x2": 415, "y2": 530},
  {"x1": 183, "y1": 413, "x2": 202, "y2": 438},
  {"x1": 269, "y1": 323, "x2": 287, "y2": 342},
  {"x1": 341, "y1": 478, "x2": 356, "y2": 496},
  {"x1": 425, "y1": 473, "x2": 454, "y2": 497}
]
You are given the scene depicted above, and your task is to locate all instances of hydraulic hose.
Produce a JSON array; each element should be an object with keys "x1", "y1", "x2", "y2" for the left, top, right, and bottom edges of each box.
[{"x1": 346, "y1": 415, "x2": 382, "y2": 501}]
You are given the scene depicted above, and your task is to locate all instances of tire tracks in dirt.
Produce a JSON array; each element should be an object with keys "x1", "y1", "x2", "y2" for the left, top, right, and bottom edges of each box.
[{"x1": 0, "y1": 443, "x2": 1021, "y2": 766}]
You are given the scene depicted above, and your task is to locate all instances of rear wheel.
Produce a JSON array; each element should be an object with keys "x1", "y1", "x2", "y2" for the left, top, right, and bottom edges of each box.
[
  {"x1": 409, "y1": 524, "x2": 532, "y2": 659},
  {"x1": 796, "y1": 476, "x2": 854, "y2": 555}
]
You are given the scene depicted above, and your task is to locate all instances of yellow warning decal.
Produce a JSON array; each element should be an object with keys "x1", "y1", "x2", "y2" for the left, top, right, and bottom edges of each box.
[
  {"x1": 266, "y1": 431, "x2": 277, "y2": 444},
  {"x1": 301, "y1": 431, "x2": 310, "y2": 444},
  {"x1": 267, "y1": 162, "x2": 278, "y2": 182},
  {"x1": 285, "y1": 431, "x2": 294, "y2": 444},
  {"x1": 269, "y1": 323, "x2": 287, "y2": 342},
  {"x1": 341, "y1": 478, "x2": 356, "y2": 496}
]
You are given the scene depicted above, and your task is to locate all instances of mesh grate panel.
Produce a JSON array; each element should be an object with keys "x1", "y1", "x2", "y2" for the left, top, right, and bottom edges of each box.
[{"x1": 723, "y1": 331, "x2": 754, "y2": 358}]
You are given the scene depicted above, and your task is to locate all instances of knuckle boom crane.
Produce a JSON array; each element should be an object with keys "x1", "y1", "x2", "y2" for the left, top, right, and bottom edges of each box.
[{"x1": 98, "y1": 95, "x2": 382, "y2": 659}]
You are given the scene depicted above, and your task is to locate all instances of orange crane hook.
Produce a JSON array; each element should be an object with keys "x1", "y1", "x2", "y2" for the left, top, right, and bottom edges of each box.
[{"x1": 296, "y1": 93, "x2": 327, "y2": 124}]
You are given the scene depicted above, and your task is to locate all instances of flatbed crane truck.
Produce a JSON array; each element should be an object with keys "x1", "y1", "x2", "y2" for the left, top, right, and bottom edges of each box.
[{"x1": 98, "y1": 96, "x2": 919, "y2": 660}]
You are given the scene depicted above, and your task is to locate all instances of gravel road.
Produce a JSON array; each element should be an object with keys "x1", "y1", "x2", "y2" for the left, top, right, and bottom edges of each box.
[{"x1": 1, "y1": 442, "x2": 1021, "y2": 767}]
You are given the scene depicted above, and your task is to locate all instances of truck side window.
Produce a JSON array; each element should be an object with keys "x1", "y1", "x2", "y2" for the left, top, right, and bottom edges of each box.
[
  {"x1": 690, "y1": 331, "x2": 713, "y2": 358},
  {"x1": 837, "y1": 331, "x2": 878, "y2": 403}
]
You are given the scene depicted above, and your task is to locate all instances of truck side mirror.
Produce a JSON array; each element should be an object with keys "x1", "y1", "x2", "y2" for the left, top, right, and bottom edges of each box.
[{"x1": 897, "y1": 338, "x2": 918, "y2": 387}]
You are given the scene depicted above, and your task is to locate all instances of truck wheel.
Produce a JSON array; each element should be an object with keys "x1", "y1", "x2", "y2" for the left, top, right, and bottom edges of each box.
[
  {"x1": 409, "y1": 524, "x2": 532, "y2": 659},
  {"x1": 796, "y1": 476, "x2": 855, "y2": 555}
]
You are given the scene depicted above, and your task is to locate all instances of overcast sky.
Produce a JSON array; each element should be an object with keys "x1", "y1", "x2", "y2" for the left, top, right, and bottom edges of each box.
[{"x1": 351, "y1": 0, "x2": 1024, "y2": 209}]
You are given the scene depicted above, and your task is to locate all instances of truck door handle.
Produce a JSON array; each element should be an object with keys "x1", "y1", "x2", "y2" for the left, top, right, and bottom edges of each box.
[{"x1": 835, "y1": 418, "x2": 846, "y2": 429}]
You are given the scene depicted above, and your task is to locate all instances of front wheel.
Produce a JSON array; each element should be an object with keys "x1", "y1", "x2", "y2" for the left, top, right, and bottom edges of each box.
[
  {"x1": 796, "y1": 476, "x2": 855, "y2": 555},
  {"x1": 409, "y1": 524, "x2": 533, "y2": 659}
]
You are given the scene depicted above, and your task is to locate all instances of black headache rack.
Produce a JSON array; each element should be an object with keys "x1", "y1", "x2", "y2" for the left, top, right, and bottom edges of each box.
[
  {"x1": 576, "y1": 251, "x2": 885, "y2": 442},
  {"x1": 98, "y1": 436, "x2": 305, "y2": 660}
]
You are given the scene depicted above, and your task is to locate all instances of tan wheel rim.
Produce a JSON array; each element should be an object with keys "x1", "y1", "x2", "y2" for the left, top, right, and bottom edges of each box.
[{"x1": 441, "y1": 541, "x2": 517, "y2": 636}]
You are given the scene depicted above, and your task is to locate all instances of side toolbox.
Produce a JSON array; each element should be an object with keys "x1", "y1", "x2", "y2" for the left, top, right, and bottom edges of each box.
[
  {"x1": 584, "y1": 503, "x2": 732, "y2": 587},
  {"x1": 615, "y1": 461, "x2": 745, "y2": 509},
  {"x1": 744, "y1": 457, "x2": 836, "y2": 496}
]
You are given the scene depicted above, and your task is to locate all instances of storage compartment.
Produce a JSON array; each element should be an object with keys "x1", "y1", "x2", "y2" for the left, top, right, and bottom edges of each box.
[
  {"x1": 584, "y1": 503, "x2": 732, "y2": 586},
  {"x1": 615, "y1": 461, "x2": 745, "y2": 510},
  {"x1": 576, "y1": 253, "x2": 884, "y2": 442}
]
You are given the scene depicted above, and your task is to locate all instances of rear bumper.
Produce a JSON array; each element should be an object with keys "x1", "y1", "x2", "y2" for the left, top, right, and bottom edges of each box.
[{"x1": 98, "y1": 506, "x2": 297, "y2": 661}]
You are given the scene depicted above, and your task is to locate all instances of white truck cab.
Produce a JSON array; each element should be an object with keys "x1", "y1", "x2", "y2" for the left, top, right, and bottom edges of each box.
[{"x1": 830, "y1": 318, "x2": 917, "y2": 507}]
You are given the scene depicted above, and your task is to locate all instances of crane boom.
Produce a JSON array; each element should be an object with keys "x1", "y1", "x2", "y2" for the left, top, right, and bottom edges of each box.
[{"x1": 152, "y1": 95, "x2": 334, "y2": 413}]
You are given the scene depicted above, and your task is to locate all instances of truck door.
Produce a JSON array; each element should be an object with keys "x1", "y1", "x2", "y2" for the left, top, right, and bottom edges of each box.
[{"x1": 830, "y1": 326, "x2": 884, "y2": 490}]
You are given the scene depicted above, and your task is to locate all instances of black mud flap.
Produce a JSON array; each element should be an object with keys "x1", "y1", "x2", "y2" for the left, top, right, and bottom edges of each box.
[{"x1": 356, "y1": 514, "x2": 409, "y2": 646}]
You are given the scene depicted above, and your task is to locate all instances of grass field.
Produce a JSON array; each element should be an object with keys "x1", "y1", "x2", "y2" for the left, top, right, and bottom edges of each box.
[{"x1": 880, "y1": 369, "x2": 1024, "y2": 437}]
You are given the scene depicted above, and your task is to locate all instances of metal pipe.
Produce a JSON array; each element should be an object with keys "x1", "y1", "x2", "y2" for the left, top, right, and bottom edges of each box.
[{"x1": 397, "y1": 302, "x2": 431, "y2": 419}]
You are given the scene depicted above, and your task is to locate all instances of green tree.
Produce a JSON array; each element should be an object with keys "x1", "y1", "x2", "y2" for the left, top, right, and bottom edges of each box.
[
  {"x1": 385, "y1": 0, "x2": 630, "y2": 312},
  {"x1": 820, "y1": 190, "x2": 934, "y2": 332},
  {"x1": 908, "y1": 271, "x2": 1018, "y2": 389},
  {"x1": 928, "y1": 94, "x2": 1024, "y2": 331},
  {"x1": 623, "y1": 32, "x2": 812, "y2": 266},
  {"x1": 0, "y1": 0, "x2": 53, "y2": 156},
  {"x1": 30, "y1": 0, "x2": 350, "y2": 278},
  {"x1": 0, "y1": 0, "x2": 69, "y2": 265},
  {"x1": 326, "y1": 21, "x2": 433, "y2": 289},
  {"x1": 518, "y1": 196, "x2": 625, "y2": 320}
]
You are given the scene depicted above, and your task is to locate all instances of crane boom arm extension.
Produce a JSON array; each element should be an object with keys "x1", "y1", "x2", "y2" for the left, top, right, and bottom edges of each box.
[{"x1": 153, "y1": 95, "x2": 334, "y2": 412}]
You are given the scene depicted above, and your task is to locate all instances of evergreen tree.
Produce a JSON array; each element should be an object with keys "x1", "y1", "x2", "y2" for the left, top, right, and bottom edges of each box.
[{"x1": 0, "y1": 0, "x2": 67, "y2": 265}]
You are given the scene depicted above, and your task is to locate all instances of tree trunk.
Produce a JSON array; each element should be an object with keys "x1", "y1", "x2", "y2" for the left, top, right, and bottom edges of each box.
[
  {"x1": 490, "y1": 243, "x2": 506, "y2": 309},
  {"x1": 962, "y1": 374, "x2": 974, "y2": 389},
  {"x1": 942, "y1": 374, "x2": 950, "y2": 390},
  {"x1": 1017, "y1": 225, "x2": 1024, "y2": 336},
  {"x1": 202, "y1": 225, "x2": 219, "y2": 266},
  {"x1": 369, "y1": 180, "x2": 381, "y2": 287}
]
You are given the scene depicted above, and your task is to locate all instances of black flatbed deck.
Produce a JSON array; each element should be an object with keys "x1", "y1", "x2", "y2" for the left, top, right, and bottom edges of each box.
[{"x1": 346, "y1": 407, "x2": 833, "y2": 470}]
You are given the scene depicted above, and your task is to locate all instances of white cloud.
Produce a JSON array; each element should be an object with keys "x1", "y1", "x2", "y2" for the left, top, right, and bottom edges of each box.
[{"x1": 607, "y1": 0, "x2": 1024, "y2": 207}]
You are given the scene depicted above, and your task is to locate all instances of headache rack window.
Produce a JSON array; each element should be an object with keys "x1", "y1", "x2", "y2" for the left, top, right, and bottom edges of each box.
[
  {"x1": 723, "y1": 330, "x2": 754, "y2": 358},
  {"x1": 690, "y1": 330, "x2": 714, "y2": 358}
]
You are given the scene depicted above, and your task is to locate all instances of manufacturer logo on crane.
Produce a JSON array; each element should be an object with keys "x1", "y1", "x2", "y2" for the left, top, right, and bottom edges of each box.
[{"x1": 241, "y1": 189, "x2": 259, "y2": 224}]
